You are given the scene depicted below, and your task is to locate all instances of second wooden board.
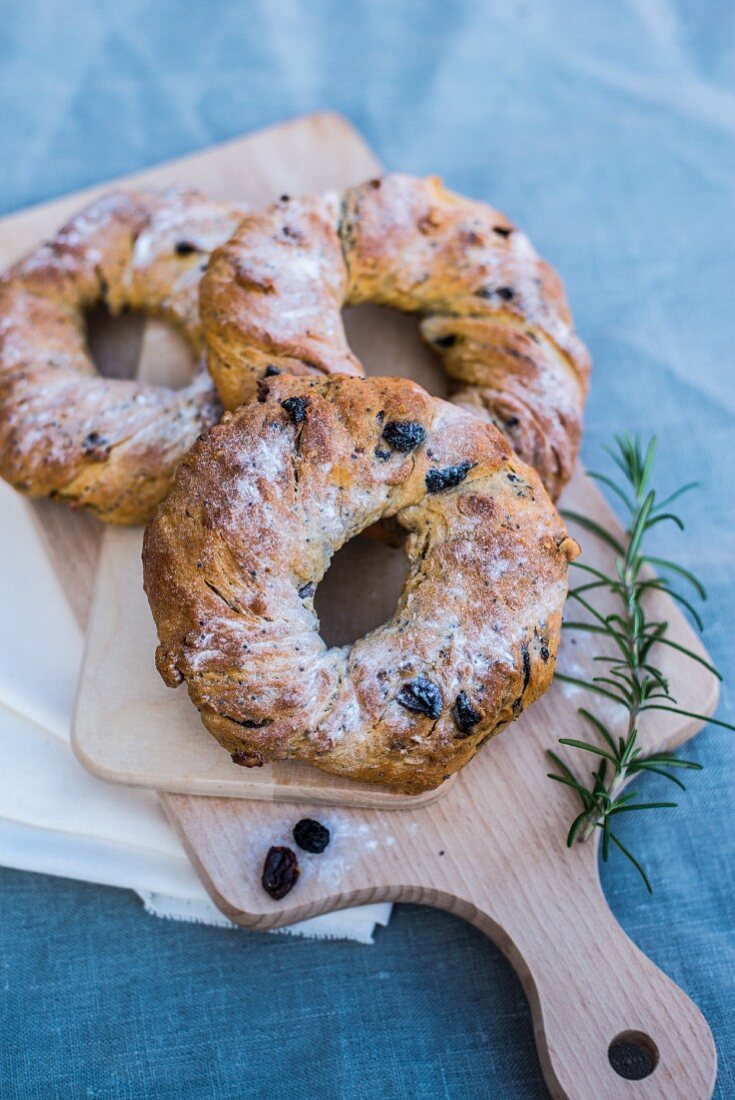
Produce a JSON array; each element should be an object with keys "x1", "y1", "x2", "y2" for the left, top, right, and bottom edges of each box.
[{"x1": 63, "y1": 112, "x2": 448, "y2": 808}]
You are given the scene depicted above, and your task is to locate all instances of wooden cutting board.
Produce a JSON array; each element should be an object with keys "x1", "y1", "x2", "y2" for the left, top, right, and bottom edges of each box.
[
  {"x1": 1, "y1": 113, "x2": 718, "y2": 1098},
  {"x1": 161, "y1": 468, "x2": 719, "y2": 1100}
]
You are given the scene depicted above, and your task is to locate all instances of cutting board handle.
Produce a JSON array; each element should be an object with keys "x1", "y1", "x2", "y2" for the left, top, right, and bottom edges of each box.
[
  {"x1": 460, "y1": 859, "x2": 717, "y2": 1099},
  {"x1": 162, "y1": 786, "x2": 719, "y2": 1099}
]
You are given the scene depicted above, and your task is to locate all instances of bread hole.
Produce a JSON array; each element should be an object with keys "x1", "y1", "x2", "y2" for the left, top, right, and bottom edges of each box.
[
  {"x1": 608, "y1": 1031, "x2": 659, "y2": 1080},
  {"x1": 86, "y1": 304, "x2": 196, "y2": 389},
  {"x1": 314, "y1": 305, "x2": 445, "y2": 650},
  {"x1": 314, "y1": 529, "x2": 410, "y2": 649},
  {"x1": 343, "y1": 303, "x2": 449, "y2": 399}
]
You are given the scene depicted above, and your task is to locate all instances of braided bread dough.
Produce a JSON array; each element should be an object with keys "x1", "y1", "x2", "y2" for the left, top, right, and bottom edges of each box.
[
  {"x1": 143, "y1": 374, "x2": 578, "y2": 794},
  {"x1": 0, "y1": 187, "x2": 245, "y2": 523},
  {"x1": 201, "y1": 174, "x2": 590, "y2": 498}
]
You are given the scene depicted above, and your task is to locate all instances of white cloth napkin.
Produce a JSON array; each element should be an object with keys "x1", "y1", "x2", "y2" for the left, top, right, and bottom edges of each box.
[{"x1": 0, "y1": 481, "x2": 391, "y2": 943}]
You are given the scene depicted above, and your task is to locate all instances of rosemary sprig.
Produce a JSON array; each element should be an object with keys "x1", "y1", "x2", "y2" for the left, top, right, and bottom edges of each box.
[{"x1": 548, "y1": 434, "x2": 733, "y2": 892}]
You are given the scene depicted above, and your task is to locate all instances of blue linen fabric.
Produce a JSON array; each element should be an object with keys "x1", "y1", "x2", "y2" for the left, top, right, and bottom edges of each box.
[{"x1": 1, "y1": 1, "x2": 733, "y2": 1096}]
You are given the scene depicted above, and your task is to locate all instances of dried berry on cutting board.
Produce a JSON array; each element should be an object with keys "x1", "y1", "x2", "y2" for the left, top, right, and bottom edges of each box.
[
  {"x1": 261, "y1": 846, "x2": 300, "y2": 899},
  {"x1": 293, "y1": 819, "x2": 331, "y2": 853}
]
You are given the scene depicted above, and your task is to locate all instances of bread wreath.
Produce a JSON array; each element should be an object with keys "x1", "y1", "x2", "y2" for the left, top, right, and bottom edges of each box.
[
  {"x1": 201, "y1": 174, "x2": 590, "y2": 499},
  {"x1": 143, "y1": 374, "x2": 579, "y2": 795},
  {"x1": 0, "y1": 187, "x2": 245, "y2": 523}
]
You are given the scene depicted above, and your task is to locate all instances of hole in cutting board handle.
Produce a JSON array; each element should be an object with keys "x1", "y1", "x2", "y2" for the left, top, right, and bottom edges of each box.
[{"x1": 608, "y1": 1031, "x2": 659, "y2": 1080}]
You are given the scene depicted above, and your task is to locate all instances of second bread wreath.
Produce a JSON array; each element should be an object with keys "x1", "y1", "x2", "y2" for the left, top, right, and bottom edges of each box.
[
  {"x1": 0, "y1": 186, "x2": 245, "y2": 523},
  {"x1": 143, "y1": 374, "x2": 579, "y2": 795},
  {"x1": 201, "y1": 174, "x2": 590, "y2": 499}
]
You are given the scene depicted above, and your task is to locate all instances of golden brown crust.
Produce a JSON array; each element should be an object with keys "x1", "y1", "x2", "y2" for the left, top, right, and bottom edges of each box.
[
  {"x1": 201, "y1": 174, "x2": 590, "y2": 499},
  {"x1": 143, "y1": 374, "x2": 578, "y2": 794},
  {"x1": 0, "y1": 187, "x2": 245, "y2": 523}
]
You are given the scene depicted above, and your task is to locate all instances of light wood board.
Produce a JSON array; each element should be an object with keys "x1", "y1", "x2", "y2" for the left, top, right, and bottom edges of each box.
[{"x1": 1, "y1": 113, "x2": 719, "y2": 1097}]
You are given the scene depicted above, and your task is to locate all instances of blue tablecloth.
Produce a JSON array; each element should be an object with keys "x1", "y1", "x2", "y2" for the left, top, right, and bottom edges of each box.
[{"x1": 1, "y1": 2, "x2": 733, "y2": 1096}]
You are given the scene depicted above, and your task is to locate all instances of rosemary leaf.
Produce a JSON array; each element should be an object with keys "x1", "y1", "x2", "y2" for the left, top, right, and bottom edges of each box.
[
  {"x1": 561, "y1": 510, "x2": 626, "y2": 555},
  {"x1": 578, "y1": 708, "x2": 618, "y2": 753},
  {"x1": 654, "y1": 482, "x2": 699, "y2": 511},
  {"x1": 587, "y1": 470, "x2": 635, "y2": 512},
  {"x1": 639, "y1": 705, "x2": 734, "y2": 731},
  {"x1": 628, "y1": 764, "x2": 687, "y2": 791},
  {"x1": 610, "y1": 833, "x2": 653, "y2": 893},
  {"x1": 641, "y1": 555, "x2": 707, "y2": 600},
  {"x1": 646, "y1": 512, "x2": 685, "y2": 532},
  {"x1": 608, "y1": 802, "x2": 678, "y2": 814},
  {"x1": 554, "y1": 673, "x2": 629, "y2": 706},
  {"x1": 566, "y1": 811, "x2": 589, "y2": 847},
  {"x1": 558, "y1": 738, "x2": 618, "y2": 762},
  {"x1": 650, "y1": 636, "x2": 722, "y2": 679}
]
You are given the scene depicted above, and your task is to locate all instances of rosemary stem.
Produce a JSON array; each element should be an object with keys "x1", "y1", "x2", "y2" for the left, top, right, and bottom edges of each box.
[
  {"x1": 578, "y1": 527, "x2": 643, "y2": 841},
  {"x1": 550, "y1": 433, "x2": 727, "y2": 891},
  {"x1": 579, "y1": 702, "x2": 639, "y2": 842}
]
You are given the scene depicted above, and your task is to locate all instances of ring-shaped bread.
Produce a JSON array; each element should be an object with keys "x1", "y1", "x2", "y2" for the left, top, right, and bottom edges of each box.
[
  {"x1": 0, "y1": 187, "x2": 245, "y2": 523},
  {"x1": 143, "y1": 374, "x2": 579, "y2": 794},
  {"x1": 201, "y1": 174, "x2": 590, "y2": 499}
]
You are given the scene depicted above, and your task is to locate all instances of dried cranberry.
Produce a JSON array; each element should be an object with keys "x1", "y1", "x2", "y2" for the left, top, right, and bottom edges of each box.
[
  {"x1": 261, "y1": 846, "x2": 300, "y2": 899},
  {"x1": 397, "y1": 677, "x2": 443, "y2": 719},
  {"x1": 453, "y1": 692, "x2": 481, "y2": 737},
  {"x1": 476, "y1": 285, "x2": 514, "y2": 301},
  {"x1": 425, "y1": 461, "x2": 474, "y2": 494},
  {"x1": 510, "y1": 644, "x2": 533, "y2": 716},
  {"x1": 293, "y1": 818, "x2": 330, "y2": 853},
  {"x1": 281, "y1": 396, "x2": 308, "y2": 424},
  {"x1": 382, "y1": 420, "x2": 426, "y2": 453},
  {"x1": 521, "y1": 643, "x2": 531, "y2": 691},
  {"x1": 82, "y1": 431, "x2": 110, "y2": 459},
  {"x1": 231, "y1": 749, "x2": 264, "y2": 767}
]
